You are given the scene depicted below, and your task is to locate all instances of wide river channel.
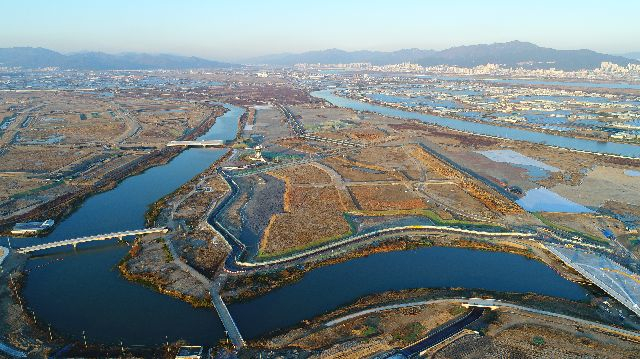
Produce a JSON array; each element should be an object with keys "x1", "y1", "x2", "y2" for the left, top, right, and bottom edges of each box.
[
  {"x1": 5, "y1": 100, "x2": 591, "y2": 346},
  {"x1": 311, "y1": 90, "x2": 640, "y2": 158}
]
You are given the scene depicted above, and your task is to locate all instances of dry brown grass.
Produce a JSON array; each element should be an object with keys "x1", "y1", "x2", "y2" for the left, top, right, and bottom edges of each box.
[
  {"x1": 0, "y1": 146, "x2": 93, "y2": 172},
  {"x1": 322, "y1": 156, "x2": 402, "y2": 182},
  {"x1": 260, "y1": 168, "x2": 356, "y2": 256},
  {"x1": 270, "y1": 164, "x2": 332, "y2": 185},
  {"x1": 349, "y1": 184, "x2": 427, "y2": 211},
  {"x1": 411, "y1": 146, "x2": 523, "y2": 215}
]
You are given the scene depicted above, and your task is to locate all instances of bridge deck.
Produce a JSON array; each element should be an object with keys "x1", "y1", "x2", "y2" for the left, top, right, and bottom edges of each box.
[
  {"x1": 546, "y1": 244, "x2": 640, "y2": 317},
  {"x1": 167, "y1": 140, "x2": 224, "y2": 147},
  {"x1": 16, "y1": 227, "x2": 168, "y2": 254},
  {"x1": 211, "y1": 278, "x2": 245, "y2": 348}
]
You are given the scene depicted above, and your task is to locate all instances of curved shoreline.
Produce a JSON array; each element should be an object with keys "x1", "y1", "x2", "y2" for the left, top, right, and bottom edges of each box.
[{"x1": 0, "y1": 105, "x2": 229, "y2": 234}]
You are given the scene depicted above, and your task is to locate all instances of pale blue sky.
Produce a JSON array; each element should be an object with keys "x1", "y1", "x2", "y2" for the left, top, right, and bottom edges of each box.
[{"x1": 2, "y1": 0, "x2": 638, "y2": 60}]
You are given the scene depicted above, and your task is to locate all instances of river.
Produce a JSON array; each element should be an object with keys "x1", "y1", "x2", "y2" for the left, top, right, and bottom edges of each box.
[
  {"x1": 311, "y1": 90, "x2": 640, "y2": 158},
  {"x1": 6, "y1": 101, "x2": 588, "y2": 347}
]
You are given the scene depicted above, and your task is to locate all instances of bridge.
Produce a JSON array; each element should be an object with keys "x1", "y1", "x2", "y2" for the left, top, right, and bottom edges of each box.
[
  {"x1": 167, "y1": 140, "x2": 225, "y2": 147},
  {"x1": 15, "y1": 227, "x2": 169, "y2": 254},
  {"x1": 546, "y1": 244, "x2": 640, "y2": 318},
  {"x1": 211, "y1": 276, "x2": 245, "y2": 348}
]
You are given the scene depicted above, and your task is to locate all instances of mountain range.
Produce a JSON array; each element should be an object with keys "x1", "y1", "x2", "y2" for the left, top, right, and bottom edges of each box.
[
  {"x1": 1, "y1": 42, "x2": 638, "y2": 71},
  {"x1": 623, "y1": 52, "x2": 640, "y2": 61},
  {"x1": 0, "y1": 47, "x2": 234, "y2": 70},
  {"x1": 247, "y1": 41, "x2": 639, "y2": 71}
]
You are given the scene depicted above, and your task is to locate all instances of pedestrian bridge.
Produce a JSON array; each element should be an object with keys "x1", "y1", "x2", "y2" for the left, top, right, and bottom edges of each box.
[
  {"x1": 167, "y1": 140, "x2": 225, "y2": 147},
  {"x1": 15, "y1": 227, "x2": 169, "y2": 254}
]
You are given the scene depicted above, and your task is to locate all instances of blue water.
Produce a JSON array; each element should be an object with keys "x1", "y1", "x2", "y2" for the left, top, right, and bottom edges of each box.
[
  {"x1": 367, "y1": 93, "x2": 460, "y2": 109},
  {"x1": 15, "y1": 104, "x2": 244, "y2": 345},
  {"x1": 517, "y1": 188, "x2": 594, "y2": 213},
  {"x1": 313, "y1": 90, "x2": 640, "y2": 158},
  {"x1": 11, "y1": 102, "x2": 590, "y2": 347},
  {"x1": 230, "y1": 247, "x2": 587, "y2": 340}
]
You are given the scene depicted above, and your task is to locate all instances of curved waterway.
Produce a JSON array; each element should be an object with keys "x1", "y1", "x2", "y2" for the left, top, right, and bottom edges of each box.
[
  {"x1": 311, "y1": 90, "x2": 640, "y2": 158},
  {"x1": 6, "y1": 103, "x2": 588, "y2": 346}
]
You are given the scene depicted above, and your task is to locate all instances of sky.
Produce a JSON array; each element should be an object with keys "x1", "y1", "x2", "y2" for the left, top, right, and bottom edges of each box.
[{"x1": 2, "y1": 0, "x2": 639, "y2": 61}]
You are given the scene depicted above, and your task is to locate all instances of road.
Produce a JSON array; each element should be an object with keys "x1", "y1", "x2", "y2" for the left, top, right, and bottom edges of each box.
[
  {"x1": 400, "y1": 307, "x2": 484, "y2": 356},
  {"x1": 323, "y1": 297, "x2": 640, "y2": 354}
]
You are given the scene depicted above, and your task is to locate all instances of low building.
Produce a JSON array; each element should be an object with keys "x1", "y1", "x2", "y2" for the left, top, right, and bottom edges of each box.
[
  {"x1": 11, "y1": 219, "x2": 54, "y2": 235},
  {"x1": 175, "y1": 346, "x2": 203, "y2": 359}
]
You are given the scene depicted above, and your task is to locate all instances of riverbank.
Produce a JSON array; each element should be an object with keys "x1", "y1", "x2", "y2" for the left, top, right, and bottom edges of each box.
[
  {"x1": 1, "y1": 104, "x2": 235, "y2": 354},
  {"x1": 247, "y1": 288, "x2": 639, "y2": 358},
  {"x1": 116, "y1": 106, "x2": 243, "y2": 309},
  {"x1": 0, "y1": 105, "x2": 229, "y2": 235},
  {"x1": 0, "y1": 256, "x2": 56, "y2": 357},
  {"x1": 221, "y1": 232, "x2": 583, "y2": 303},
  {"x1": 352, "y1": 93, "x2": 640, "y2": 148},
  {"x1": 118, "y1": 236, "x2": 213, "y2": 308}
]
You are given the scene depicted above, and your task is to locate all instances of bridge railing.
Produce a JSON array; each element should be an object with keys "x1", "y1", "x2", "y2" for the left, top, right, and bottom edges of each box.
[{"x1": 15, "y1": 227, "x2": 168, "y2": 254}]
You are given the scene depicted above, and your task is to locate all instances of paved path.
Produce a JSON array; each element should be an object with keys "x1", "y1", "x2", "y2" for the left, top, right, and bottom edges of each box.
[
  {"x1": 232, "y1": 225, "x2": 534, "y2": 270},
  {"x1": 324, "y1": 297, "x2": 640, "y2": 341},
  {"x1": 401, "y1": 307, "x2": 484, "y2": 356},
  {"x1": 467, "y1": 298, "x2": 640, "y2": 339},
  {"x1": 164, "y1": 236, "x2": 244, "y2": 349},
  {"x1": 325, "y1": 299, "x2": 465, "y2": 326},
  {"x1": 164, "y1": 236, "x2": 211, "y2": 287}
]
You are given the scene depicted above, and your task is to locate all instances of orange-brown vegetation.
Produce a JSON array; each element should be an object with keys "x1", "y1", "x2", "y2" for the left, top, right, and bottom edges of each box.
[
  {"x1": 344, "y1": 127, "x2": 388, "y2": 142},
  {"x1": 322, "y1": 156, "x2": 402, "y2": 182},
  {"x1": 349, "y1": 184, "x2": 426, "y2": 211},
  {"x1": 270, "y1": 164, "x2": 332, "y2": 185},
  {"x1": 260, "y1": 169, "x2": 356, "y2": 256},
  {"x1": 275, "y1": 137, "x2": 323, "y2": 153},
  {"x1": 411, "y1": 146, "x2": 523, "y2": 215}
]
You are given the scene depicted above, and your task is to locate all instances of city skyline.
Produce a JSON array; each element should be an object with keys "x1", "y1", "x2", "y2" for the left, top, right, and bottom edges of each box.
[{"x1": 2, "y1": 0, "x2": 639, "y2": 61}]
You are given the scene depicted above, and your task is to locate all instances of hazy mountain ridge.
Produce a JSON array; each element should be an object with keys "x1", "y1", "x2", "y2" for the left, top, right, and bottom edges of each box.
[
  {"x1": 246, "y1": 48, "x2": 436, "y2": 66},
  {"x1": 623, "y1": 52, "x2": 640, "y2": 61},
  {"x1": 247, "y1": 41, "x2": 639, "y2": 70},
  {"x1": 0, "y1": 47, "x2": 235, "y2": 70}
]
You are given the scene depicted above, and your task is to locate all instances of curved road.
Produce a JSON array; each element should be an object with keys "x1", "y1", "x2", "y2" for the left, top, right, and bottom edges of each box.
[{"x1": 400, "y1": 307, "x2": 484, "y2": 356}]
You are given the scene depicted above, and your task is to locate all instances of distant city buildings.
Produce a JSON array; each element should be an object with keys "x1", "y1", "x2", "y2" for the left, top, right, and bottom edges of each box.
[{"x1": 293, "y1": 61, "x2": 640, "y2": 81}]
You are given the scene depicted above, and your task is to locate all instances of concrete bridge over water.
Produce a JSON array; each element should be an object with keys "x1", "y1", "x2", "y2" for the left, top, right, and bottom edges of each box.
[
  {"x1": 15, "y1": 227, "x2": 169, "y2": 254},
  {"x1": 167, "y1": 140, "x2": 225, "y2": 147}
]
